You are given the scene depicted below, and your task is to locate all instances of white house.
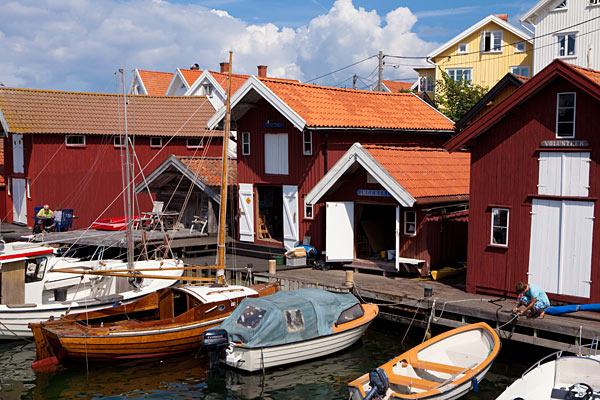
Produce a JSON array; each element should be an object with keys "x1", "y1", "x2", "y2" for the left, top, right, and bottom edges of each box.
[{"x1": 521, "y1": 0, "x2": 600, "y2": 74}]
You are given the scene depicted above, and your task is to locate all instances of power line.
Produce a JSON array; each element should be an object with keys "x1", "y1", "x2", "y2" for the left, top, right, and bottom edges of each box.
[{"x1": 304, "y1": 54, "x2": 377, "y2": 83}]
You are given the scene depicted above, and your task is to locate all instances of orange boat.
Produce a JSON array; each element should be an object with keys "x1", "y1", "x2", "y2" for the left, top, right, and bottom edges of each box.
[{"x1": 29, "y1": 282, "x2": 278, "y2": 369}]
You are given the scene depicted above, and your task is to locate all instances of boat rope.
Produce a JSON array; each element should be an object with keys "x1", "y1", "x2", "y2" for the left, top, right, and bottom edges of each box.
[
  {"x1": 65, "y1": 275, "x2": 85, "y2": 316},
  {"x1": 400, "y1": 298, "x2": 425, "y2": 345},
  {"x1": 422, "y1": 299, "x2": 436, "y2": 342},
  {"x1": 0, "y1": 319, "x2": 31, "y2": 342}
]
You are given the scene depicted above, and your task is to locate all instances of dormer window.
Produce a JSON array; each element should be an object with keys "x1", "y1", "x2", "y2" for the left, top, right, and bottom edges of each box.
[
  {"x1": 481, "y1": 31, "x2": 502, "y2": 53},
  {"x1": 556, "y1": 93, "x2": 576, "y2": 138}
]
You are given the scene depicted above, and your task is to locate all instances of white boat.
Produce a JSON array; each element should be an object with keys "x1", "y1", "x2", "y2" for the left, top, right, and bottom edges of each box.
[
  {"x1": 348, "y1": 322, "x2": 501, "y2": 400},
  {"x1": 203, "y1": 287, "x2": 378, "y2": 372},
  {"x1": 0, "y1": 241, "x2": 184, "y2": 339},
  {"x1": 496, "y1": 343, "x2": 600, "y2": 400}
]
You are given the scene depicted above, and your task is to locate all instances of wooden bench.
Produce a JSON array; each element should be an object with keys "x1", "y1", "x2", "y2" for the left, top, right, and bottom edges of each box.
[{"x1": 409, "y1": 359, "x2": 466, "y2": 375}]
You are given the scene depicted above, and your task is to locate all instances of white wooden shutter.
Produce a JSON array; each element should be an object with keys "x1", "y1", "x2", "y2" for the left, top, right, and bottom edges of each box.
[
  {"x1": 538, "y1": 152, "x2": 562, "y2": 195},
  {"x1": 528, "y1": 199, "x2": 561, "y2": 294},
  {"x1": 562, "y1": 152, "x2": 590, "y2": 197},
  {"x1": 238, "y1": 183, "x2": 254, "y2": 242},
  {"x1": 264, "y1": 134, "x2": 288, "y2": 175},
  {"x1": 282, "y1": 185, "x2": 299, "y2": 250},
  {"x1": 12, "y1": 178, "x2": 27, "y2": 224},
  {"x1": 325, "y1": 202, "x2": 354, "y2": 262},
  {"x1": 559, "y1": 201, "x2": 594, "y2": 298},
  {"x1": 12, "y1": 134, "x2": 24, "y2": 174}
]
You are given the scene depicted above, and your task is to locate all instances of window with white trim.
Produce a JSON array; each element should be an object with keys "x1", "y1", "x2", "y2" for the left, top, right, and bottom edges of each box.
[
  {"x1": 481, "y1": 31, "x2": 502, "y2": 53},
  {"x1": 554, "y1": 0, "x2": 567, "y2": 9},
  {"x1": 404, "y1": 211, "x2": 417, "y2": 236},
  {"x1": 113, "y1": 136, "x2": 125, "y2": 148},
  {"x1": 65, "y1": 135, "x2": 85, "y2": 147},
  {"x1": 556, "y1": 92, "x2": 575, "y2": 138},
  {"x1": 304, "y1": 199, "x2": 313, "y2": 220},
  {"x1": 515, "y1": 41, "x2": 526, "y2": 53},
  {"x1": 303, "y1": 130, "x2": 312, "y2": 155},
  {"x1": 241, "y1": 132, "x2": 250, "y2": 156},
  {"x1": 591, "y1": 0, "x2": 600, "y2": 6},
  {"x1": 458, "y1": 43, "x2": 468, "y2": 54},
  {"x1": 557, "y1": 33, "x2": 576, "y2": 57},
  {"x1": 150, "y1": 137, "x2": 162, "y2": 148},
  {"x1": 491, "y1": 208, "x2": 509, "y2": 246},
  {"x1": 187, "y1": 138, "x2": 203, "y2": 148},
  {"x1": 511, "y1": 66, "x2": 530, "y2": 77},
  {"x1": 447, "y1": 68, "x2": 472, "y2": 82}
]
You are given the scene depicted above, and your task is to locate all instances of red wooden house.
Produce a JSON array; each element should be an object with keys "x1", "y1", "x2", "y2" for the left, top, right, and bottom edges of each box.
[
  {"x1": 0, "y1": 88, "x2": 222, "y2": 229},
  {"x1": 446, "y1": 59, "x2": 600, "y2": 303},
  {"x1": 207, "y1": 77, "x2": 456, "y2": 261}
]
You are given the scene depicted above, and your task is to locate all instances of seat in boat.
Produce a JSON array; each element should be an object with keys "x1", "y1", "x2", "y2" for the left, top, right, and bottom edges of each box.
[
  {"x1": 387, "y1": 374, "x2": 439, "y2": 391},
  {"x1": 411, "y1": 359, "x2": 466, "y2": 375}
]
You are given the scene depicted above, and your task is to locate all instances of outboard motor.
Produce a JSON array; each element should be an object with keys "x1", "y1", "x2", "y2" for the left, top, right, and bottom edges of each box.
[
  {"x1": 364, "y1": 368, "x2": 390, "y2": 400},
  {"x1": 203, "y1": 329, "x2": 229, "y2": 370}
]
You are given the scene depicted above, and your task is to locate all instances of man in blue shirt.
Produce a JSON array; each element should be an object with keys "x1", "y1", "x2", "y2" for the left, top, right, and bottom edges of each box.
[{"x1": 513, "y1": 282, "x2": 550, "y2": 319}]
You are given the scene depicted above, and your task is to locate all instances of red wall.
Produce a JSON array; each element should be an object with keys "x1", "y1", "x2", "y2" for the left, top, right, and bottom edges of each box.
[
  {"x1": 466, "y1": 76, "x2": 600, "y2": 302},
  {"x1": 4, "y1": 134, "x2": 223, "y2": 229},
  {"x1": 236, "y1": 98, "x2": 452, "y2": 252}
]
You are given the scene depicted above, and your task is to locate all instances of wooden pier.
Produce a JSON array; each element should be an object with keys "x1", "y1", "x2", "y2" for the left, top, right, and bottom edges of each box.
[{"x1": 254, "y1": 267, "x2": 600, "y2": 353}]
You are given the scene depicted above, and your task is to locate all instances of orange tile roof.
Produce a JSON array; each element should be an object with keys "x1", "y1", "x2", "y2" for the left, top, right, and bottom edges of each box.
[
  {"x1": 512, "y1": 74, "x2": 531, "y2": 83},
  {"x1": 363, "y1": 145, "x2": 470, "y2": 198},
  {"x1": 572, "y1": 65, "x2": 600, "y2": 87},
  {"x1": 259, "y1": 79, "x2": 454, "y2": 131},
  {"x1": 177, "y1": 156, "x2": 236, "y2": 186},
  {"x1": 0, "y1": 88, "x2": 220, "y2": 137},
  {"x1": 137, "y1": 70, "x2": 174, "y2": 95},
  {"x1": 179, "y1": 69, "x2": 204, "y2": 86},
  {"x1": 209, "y1": 71, "x2": 249, "y2": 94},
  {"x1": 383, "y1": 80, "x2": 414, "y2": 93}
]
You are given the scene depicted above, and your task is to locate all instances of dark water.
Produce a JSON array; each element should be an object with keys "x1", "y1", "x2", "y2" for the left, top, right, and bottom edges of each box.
[{"x1": 0, "y1": 321, "x2": 544, "y2": 399}]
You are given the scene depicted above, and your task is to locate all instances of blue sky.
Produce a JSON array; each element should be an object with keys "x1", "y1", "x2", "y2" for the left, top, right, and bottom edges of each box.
[{"x1": 0, "y1": 0, "x2": 538, "y2": 92}]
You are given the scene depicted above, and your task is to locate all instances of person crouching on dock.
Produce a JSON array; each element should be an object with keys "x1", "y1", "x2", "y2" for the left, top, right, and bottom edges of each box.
[{"x1": 513, "y1": 282, "x2": 550, "y2": 319}]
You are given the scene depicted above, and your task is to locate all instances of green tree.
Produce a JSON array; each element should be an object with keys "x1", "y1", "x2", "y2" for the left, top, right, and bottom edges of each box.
[{"x1": 435, "y1": 72, "x2": 488, "y2": 122}]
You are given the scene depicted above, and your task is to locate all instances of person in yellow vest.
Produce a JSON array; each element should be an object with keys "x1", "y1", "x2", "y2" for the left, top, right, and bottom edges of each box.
[{"x1": 35, "y1": 204, "x2": 54, "y2": 232}]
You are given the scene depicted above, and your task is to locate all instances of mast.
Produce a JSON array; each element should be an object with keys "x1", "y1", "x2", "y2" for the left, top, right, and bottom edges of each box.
[
  {"x1": 216, "y1": 51, "x2": 233, "y2": 285},
  {"x1": 119, "y1": 69, "x2": 135, "y2": 271}
]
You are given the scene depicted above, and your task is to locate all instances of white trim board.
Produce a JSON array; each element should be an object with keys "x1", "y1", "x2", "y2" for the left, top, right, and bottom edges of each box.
[
  {"x1": 0, "y1": 105, "x2": 10, "y2": 137},
  {"x1": 165, "y1": 68, "x2": 192, "y2": 96},
  {"x1": 305, "y1": 142, "x2": 416, "y2": 207},
  {"x1": 128, "y1": 69, "x2": 148, "y2": 95}
]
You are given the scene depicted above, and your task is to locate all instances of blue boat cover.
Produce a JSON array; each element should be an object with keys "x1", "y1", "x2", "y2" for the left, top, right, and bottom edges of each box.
[
  {"x1": 546, "y1": 303, "x2": 600, "y2": 315},
  {"x1": 219, "y1": 288, "x2": 359, "y2": 348}
]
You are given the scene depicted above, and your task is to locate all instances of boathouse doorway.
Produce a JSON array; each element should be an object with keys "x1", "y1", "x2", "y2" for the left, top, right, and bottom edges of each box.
[
  {"x1": 355, "y1": 203, "x2": 396, "y2": 262},
  {"x1": 256, "y1": 186, "x2": 283, "y2": 244}
]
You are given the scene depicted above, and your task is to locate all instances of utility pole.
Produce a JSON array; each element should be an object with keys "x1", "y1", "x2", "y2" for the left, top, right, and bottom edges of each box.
[
  {"x1": 353, "y1": 74, "x2": 357, "y2": 89},
  {"x1": 376, "y1": 51, "x2": 384, "y2": 92}
]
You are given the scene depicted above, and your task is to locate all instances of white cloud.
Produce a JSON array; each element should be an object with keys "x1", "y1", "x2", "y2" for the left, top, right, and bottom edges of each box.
[{"x1": 0, "y1": 0, "x2": 437, "y2": 91}]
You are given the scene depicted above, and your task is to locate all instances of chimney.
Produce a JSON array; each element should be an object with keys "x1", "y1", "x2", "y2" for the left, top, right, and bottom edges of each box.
[
  {"x1": 257, "y1": 65, "x2": 268, "y2": 78},
  {"x1": 494, "y1": 14, "x2": 508, "y2": 22},
  {"x1": 220, "y1": 62, "x2": 230, "y2": 74},
  {"x1": 190, "y1": 63, "x2": 200, "y2": 70}
]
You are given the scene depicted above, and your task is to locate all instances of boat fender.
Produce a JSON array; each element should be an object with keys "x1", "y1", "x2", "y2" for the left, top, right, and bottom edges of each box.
[
  {"x1": 364, "y1": 368, "x2": 389, "y2": 400},
  {"x1": 471, "y1": 377, "x2": 478, "y2": 393}
]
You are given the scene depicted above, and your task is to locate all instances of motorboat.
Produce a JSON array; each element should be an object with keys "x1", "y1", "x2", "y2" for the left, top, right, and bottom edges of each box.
[
  {"x1": 29, "y1": 282, "x2": 279, "y2": 369},
  {"x1": 496, "y1": 342, "x2": 600, "y2": 400},
  {"x1": 347, "y1": 322, "x2": 501, "y2": 400},
  {"x1": 0, "y1": 241, "x2": 184, "y2": 339},
  {"x1": 202, "y1": 287, "x2": 378, "y2": 372}
]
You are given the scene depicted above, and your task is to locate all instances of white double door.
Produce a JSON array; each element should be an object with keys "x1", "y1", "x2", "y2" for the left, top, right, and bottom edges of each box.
[
  {"x1": 238, "y1": 184, "x2": 299, "y2": 250},
  {"x1": 528, "y1": 199, "x2": 594, "y2": 298}
]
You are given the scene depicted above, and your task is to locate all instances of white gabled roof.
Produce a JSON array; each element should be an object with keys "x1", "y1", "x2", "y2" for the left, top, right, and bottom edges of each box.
[
  {"x1": 185, "y1": 70, "x2": 226, "y2": 98},
  {"x1": 165, "y1": 68, "x2": 192, "y2": 96},
  {"x1": 305, "y1": 143, "x2": 416, "y2": 207},
  {"x1": 207, "y1": 75, "x2": 306, "y2": 132},
  {"x1": 428, "y1": 15, "x2": 532, "y2": 59},
  {"x1": 128, "y1": 69, "x2": 148, "y2": 95},
  {"x1": 520, "y1": 0, "x2": 555, "y2": 25}
]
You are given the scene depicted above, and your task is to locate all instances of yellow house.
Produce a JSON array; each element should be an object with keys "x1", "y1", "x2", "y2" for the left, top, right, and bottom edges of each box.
[{"x1": 416, "y1": 14, "x2": 532, "y2": 97}]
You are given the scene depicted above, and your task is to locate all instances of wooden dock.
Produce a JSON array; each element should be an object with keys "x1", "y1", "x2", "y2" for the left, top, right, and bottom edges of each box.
[{"x1": 256, "y1": 267, "x2": 600, "y2": 353}]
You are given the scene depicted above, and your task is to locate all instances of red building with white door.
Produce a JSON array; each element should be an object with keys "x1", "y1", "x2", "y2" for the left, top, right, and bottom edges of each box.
[
  {"x1": 446, "y1": 59, "x2": 600, "y2": 303},
  {"x1": 208, "y1": 77, "x2": 456, "y2": 258},
  {"x1": 0, "y1": 88, "x2": 222, "y2": 229}
]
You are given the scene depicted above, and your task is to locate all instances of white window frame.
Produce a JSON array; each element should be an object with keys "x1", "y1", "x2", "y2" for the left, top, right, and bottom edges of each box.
[
  {"x1": 403, "y1": 211, "x2": 417, "y2": 236},
  {"x1": 458, "y1": 43, "x2": 468, "y2": 54},
  {"x1": 186, "y1": 138, "x2": 203, "y2": 149},
  {"x1": 510, "y1": 66, "x2": 531, "y2": 77},
  {"x1": 447, "y1": 68, "x2": 473, "y2": 82},
  {"x1": 113, "y1": 136, "x2": 125, "y2": 148},
  {"x1": 490, "y1": 208, "x2": 509, "y2": 247},
  {"x1": 150, "y1": 137, "x2": 162, "y2": 148},
  {"x1": 591, "y1": 0, "x2": 600, "y2": 6},
  {"x1": 552, "y1": 0, "x2": 567, "y2": 10},
  {"x1": 303, "y1": 130, "x2": 312, "y2": 156},
  {"x1": 557, "y1": 33, "x2": 576, "y2": 57},
  {"x1": 241, "y1": 132, "x2": 250, "y2": 156},
  {"x1": 556, "y1": 92, "x2": 576, "y2": 139},
  {"x1": 304, "y1": 199, "x2": 314, "y2": 220},
  {"x1": 65, "y1": 135, "x2": 85, "y2": 147},
  {"x1": 515, "y1": 41, "x2": 526, "y2": 53},
  {"x1": 481, "y1": 31, "x2": 503, "y2": 53}
]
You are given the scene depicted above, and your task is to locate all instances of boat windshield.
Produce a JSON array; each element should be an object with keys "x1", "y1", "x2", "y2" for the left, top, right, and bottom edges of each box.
[
  {"x1": 336, "y1": 303, "x2": 364, "y2": 325},
  {"x1": 25, "y1": 257, "x2": 48, "y2": 283},
  {"x1": 236, "y1": 305, "x2": 266, "y2": 329}
]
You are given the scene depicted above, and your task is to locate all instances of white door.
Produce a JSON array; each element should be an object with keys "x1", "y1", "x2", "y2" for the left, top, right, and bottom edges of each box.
[
  {"x1": 395, "y1": 206, "x2": 400, "y2": 271},
  {"x1": 238, "y1": 184, "x2": 254, "y2": 242},
  {"x1": 12, "y1": 178, "x2": 27, "y2": 224},
  {"x1": 560, "y1": 201, "x2": 594, "y2": 297},
  {"x1": 264, "y1": 134, "x2": 288, "y2": 175},
  {"x1": 282, "y1": 185, "x2": 299, "y2": 250},
  {"x1": 325, "y1": 202, "x2": 354, "y2": 262},
  {"x1": 12, "y1": 134, "x2": 24, "y2": 173},
  {"x1": 528, "y1": 199, "x2": 561, "y2": 294}
]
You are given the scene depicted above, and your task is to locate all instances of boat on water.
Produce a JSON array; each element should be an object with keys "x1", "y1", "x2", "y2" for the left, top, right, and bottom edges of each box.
[
  {"x1": 202, "y1": 287, "x2": 379, "y2": 372},
  {"x1": 496, "y1": 343, "x2": 600, "y2": 400},
  {"x1": 0, "y1": 241, "x2": 183, "y2": 339},
  {"x1": 347, "y1": 322, "x2": 501, "y2": 400},
  {"x1": 29, "y1": 282, "x2": 278, "y2": 369}
]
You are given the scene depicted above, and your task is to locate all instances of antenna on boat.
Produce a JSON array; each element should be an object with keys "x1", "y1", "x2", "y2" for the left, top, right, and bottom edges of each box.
[{"x1": 216, "y1": 51, "x2": 233, "y2": 286}]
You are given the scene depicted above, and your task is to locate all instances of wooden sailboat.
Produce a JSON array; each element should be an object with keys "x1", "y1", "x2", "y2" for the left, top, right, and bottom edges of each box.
[{"x1": 29, "y1": 52, "x2": 276, "y2": 369}]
